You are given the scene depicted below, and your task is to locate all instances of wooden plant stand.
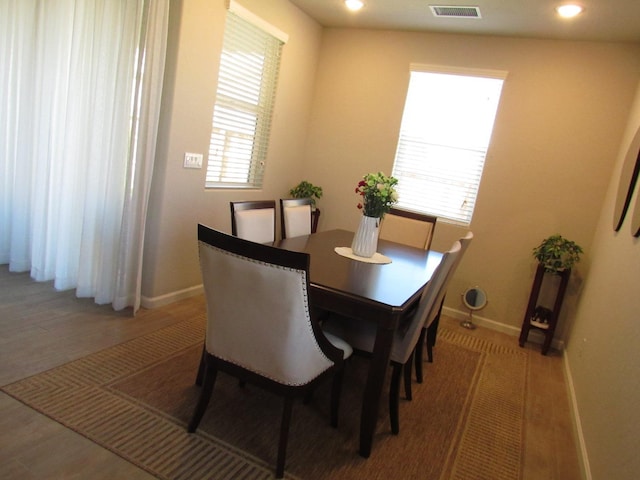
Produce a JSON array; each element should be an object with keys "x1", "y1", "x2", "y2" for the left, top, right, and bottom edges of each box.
[
  {"x1": 518, "y1": 263, "x2": 571, "y2": 355},
  {"x1": 311, "y1": 209, "x2": 321, "y2": 233}
]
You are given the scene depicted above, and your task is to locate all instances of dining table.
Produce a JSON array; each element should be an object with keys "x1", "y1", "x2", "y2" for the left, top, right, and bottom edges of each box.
[{"x1": 274, "y1": 229, "x2": 443, "y2": 458}]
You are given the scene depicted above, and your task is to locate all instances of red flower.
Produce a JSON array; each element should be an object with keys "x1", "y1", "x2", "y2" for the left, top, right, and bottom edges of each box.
[{"x1": 357, "y1": 203, "x2": 363, "y2": 210}]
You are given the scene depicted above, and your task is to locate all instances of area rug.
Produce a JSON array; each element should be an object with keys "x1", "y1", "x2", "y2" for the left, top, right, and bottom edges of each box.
[{"x1": 2, "y1": 315, "x2": 528, "y2": 480}]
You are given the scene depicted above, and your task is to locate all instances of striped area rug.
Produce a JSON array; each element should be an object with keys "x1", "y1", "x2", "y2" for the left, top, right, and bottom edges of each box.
[
  {"x1": 2, "y1": 316, "x2": 528, "y2": 480},
  {"x1": 437, "y1": 329, "x2": 528, "y2": 480}
]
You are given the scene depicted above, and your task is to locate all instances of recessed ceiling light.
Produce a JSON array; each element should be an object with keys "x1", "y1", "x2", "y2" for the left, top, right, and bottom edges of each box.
[
  {"x1": 345, "y1": 0, "x2": 364, "y2": 12},
  {"x1": 556, "y1": 4, "x2": 584, "y2": 18}
]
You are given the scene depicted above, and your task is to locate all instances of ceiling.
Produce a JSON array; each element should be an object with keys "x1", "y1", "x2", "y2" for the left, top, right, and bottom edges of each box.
[{"x1": 287, "y1": 0, "x2": 640, "y2": 43}]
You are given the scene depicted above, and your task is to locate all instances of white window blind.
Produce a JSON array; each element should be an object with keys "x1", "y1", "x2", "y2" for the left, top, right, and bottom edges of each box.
[
  {"x1": 392, "y1": 66, "x2": 506, "y2": 225},
  {"x1": 205, "y1": 1, "x2": 287, "y2": 189}
]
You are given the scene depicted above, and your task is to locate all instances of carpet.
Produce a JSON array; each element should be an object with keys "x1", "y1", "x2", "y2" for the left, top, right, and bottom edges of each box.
[{"x1": 2, "y1": 315, "x2": 528, "y2": 479}]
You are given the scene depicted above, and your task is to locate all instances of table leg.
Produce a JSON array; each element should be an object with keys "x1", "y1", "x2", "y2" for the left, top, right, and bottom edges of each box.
[{"x1": 359, "y1": 323, "x2": 394, "y2": 458}]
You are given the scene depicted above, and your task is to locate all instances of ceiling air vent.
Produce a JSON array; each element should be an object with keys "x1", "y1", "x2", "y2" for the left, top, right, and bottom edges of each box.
[{"x1": 429, "y1": 5, "x2": 482, "y2": 18}]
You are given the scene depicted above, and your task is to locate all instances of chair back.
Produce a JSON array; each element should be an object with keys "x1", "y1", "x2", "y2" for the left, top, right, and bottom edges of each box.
[
  {"x1": 425, "y1": 231, "x2": 474, "y2": 328},
  {"x1": 197, "y1": 224, "x2": 342, "y2": 386},
  {"x1": 230, "y1": 200, "x2": 276, "y2": 244},
  {"x1": 379, "y1": 208, "x2": 437, "y2": 250},
  {"x1": 444, "y1": 231, "x2": 473, "y2": 293},
  {"x1": 280, "y1": 198, "x2": 312, "y2": 239},
  {"x1": 391, "y1": 240, "x2": 462, "y2": 364}
]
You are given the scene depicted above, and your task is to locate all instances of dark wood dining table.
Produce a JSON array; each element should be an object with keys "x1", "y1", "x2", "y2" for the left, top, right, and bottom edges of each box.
[{"x1": 274, "y1": 229, "x2": 442, "y2": 458}]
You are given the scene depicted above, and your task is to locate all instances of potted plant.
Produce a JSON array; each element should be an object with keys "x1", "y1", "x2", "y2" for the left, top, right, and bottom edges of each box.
[
  {"x1": 532, "y1": 234, "x2": 583, "y2": 274},
  {"x1": 289, "y1": 180, "x2": 323, "y2": 209},
  {"x1": 289, "y1": 180, "x2": 323, "y2": 232}
]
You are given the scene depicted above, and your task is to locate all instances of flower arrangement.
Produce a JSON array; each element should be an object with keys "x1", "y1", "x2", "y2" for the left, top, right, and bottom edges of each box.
[{"x1": 355, "y1": 172, "x2": 399, "y2": 218}]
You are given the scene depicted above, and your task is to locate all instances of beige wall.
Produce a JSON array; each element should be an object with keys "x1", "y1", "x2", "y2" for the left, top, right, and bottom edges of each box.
[
  {"x1": 304, "y1": 28, "x2": 640, "y2": 338},
  {"x1": 144, "y1": 0, "x2": 640, "y2": 336},
  {"x1": 142, "y1": 0, "x2": 322, "y2": 300},
  {"x1": 565, "y1": 81, "x2": 640, "y2": 480}
]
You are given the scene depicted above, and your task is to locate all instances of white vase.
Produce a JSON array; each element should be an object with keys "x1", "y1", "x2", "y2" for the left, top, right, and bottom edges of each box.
[{"x1": 351, "y1": 215, "x2": 380, "y2": 258}]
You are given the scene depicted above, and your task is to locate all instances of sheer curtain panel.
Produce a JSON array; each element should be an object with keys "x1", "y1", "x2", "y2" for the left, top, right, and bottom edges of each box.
[{"x1": 0, "y1": 0, "x2": 169, "y2": 312}]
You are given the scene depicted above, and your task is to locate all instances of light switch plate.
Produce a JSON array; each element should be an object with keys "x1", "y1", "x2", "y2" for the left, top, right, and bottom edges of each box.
[{"x1": 183, "y1": 152, "x2": 203, "y2": 169}]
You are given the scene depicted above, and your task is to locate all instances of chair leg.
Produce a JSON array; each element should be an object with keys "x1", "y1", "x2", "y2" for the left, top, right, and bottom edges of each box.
[
  {"x1": 276, "y1": 396, "x2": 294, "y2": 479},
  {"x1": 195, "y1": 344, "x2": 206, "y2": 386},
  {"x1": 426, "y1": 297, "x2": 445, "y2": 363},
  {"x1": 426, "y1": 322, "x2": 437, "y2": 362},
  {"x1": 330, "y1": 368, "x2": 345, "y2": 428},
  {"x1": 188, "y1": 359, "x2": 217, "y2": 432},
  {"x1": 303, "y1": 386, "x2": 315, "y2": 405},
  {"x1": 403, "y1": 354, "x2": 413, "y2": 401},
  {"x1": 389, "y1": 363, "x2": 402, "y2": 435},
  {"x1": 414, "y1": 328, "x2": 426, "y2": 383},
  {"x1": 426, "y1": 334, "x2": 434, "y2": 362}
]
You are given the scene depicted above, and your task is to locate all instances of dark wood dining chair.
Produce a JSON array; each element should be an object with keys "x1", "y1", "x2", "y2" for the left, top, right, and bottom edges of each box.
[
  {"x1": 379, "y1": 208, "x2": 437, "y2": 250},
  {"x1": 230, "y1": 200, "x2": 276, "y2": 244},
  {"x1": 189, "y1": 224, "x2": 352, "y2": 479},
  {"x1": 280, "y1": 198, "x2": 313, "y2": 239},
  {"x1": 414, "y1": 231, "x2": 474, "y2": 384},
  {"x1": 322, "y1": 239, "x2": 462, "y2": 435}
]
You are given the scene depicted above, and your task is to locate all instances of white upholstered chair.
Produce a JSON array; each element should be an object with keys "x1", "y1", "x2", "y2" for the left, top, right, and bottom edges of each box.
[
  {"x1": 379, "y1": 208, "x2": 437, "y2": 250},
  {"x1": 189, "y1": 224, "x2": 352, "y2": 478},
  {"x1": 230, "y1": 200, "x2": 276, "y2": 244},
  {"x1": 280, "y1": 198, "x2": 313, "y2": 239},
  {"x1": 322, "y1": 239, "x2": 462, "y2": 435}
]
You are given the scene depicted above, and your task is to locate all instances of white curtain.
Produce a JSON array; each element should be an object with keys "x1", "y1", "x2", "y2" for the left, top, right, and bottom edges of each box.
[{"x1": 0, "y1": 0, "x2": 169, "y2": 312}]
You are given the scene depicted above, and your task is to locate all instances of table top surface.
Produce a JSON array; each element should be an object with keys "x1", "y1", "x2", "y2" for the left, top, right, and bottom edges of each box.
[{"x1": 275, "y1": 229, "x2": 442, "y2": 311}]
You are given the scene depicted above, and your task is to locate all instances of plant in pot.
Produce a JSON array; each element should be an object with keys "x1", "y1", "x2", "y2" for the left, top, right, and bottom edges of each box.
[
  {"x1": 532, "y1": 234, "x2": 583, "y2": 274},
  {"x1": 289, "y1": 180, "x2": 323, "y2": 209},
  {"x1": 289, "y1": 180, "x2": 323, "y2": 232}
]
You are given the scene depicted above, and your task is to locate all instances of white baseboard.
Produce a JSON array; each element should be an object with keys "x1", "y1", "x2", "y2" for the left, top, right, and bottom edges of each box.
[
  {"x1": 140, "y1": 284, "x2": 203, "y2": 309},
  {"x1": 563, "y1": 352, "x2": 592, "y2": 480},
  {"x1": 139, "y1": 295, "x2": 566, "y2": 350},
  {"x1": 441, "y1": 306, "x2": 565, "y2": 351}
]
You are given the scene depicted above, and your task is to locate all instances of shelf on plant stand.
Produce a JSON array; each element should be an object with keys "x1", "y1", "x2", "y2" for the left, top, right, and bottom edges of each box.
[{"x1": 518, "y1": 263, "x2": 571, "y2": 355}]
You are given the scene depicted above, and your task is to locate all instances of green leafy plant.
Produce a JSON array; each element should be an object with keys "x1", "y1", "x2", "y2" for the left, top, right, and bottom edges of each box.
[
  {"x1": 355, "y1": 172, "x2": 399, "y2": 219},
  {"x1": 532, "y1": 234, "x2": 583, "y2": 274},
  {"x1": 289, "y1": 180, "x2": 323, "y2": 207}
]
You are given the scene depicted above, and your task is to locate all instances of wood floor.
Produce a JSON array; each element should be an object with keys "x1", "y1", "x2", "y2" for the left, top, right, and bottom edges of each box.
[{"x1": 0, "y1": 265, "x2": 583, "y2": 479}]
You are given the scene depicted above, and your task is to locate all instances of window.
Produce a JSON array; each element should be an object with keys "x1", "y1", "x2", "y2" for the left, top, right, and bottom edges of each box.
[
  {"x1": 205, "y1": 1, "x2": 287, "y2": 189},
  {"x1": 392, "y1": 65, "x2": 506, "y2": 225}
]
